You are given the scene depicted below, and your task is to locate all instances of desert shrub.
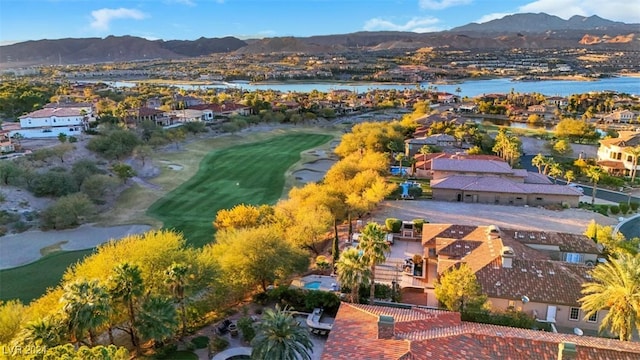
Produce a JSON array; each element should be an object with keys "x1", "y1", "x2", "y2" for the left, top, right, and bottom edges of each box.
[
  {"x1": 385, "y1": 218, "x2": 402, "y2": 233},
  {"x1": 40, "y1": 193, "x2": 96, "y2": 230},
  {"x1": 0, "y1": 210, "x2": 19, "y2": 226},
  {"x1": 68, "y1": 136, "x2": 78, "y2": 143},
  {"x1": 631, "y1": 202, "x2": 639, "y2": 212},
  {"x1": 619, "y1": 203, "x2": 629, "y2": 214},
  {"x1": 596, "y1": 205, "x2": 609, "y2": 216},
  {"x1": 30, "y1": 170, "x2": 78, "y2": 197},
  {"x1": 0, "y1": 193, "x2": 5, "y2": 203},
  {"x1": 13, "y1": 221, "x2": 30, "y2": 233},
  {"x1": 609, "y1": 206, "x2": 620, "y2": 215}
]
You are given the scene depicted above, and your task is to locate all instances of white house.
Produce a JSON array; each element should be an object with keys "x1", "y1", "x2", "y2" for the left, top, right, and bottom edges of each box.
[
  {"x1": 603, "y1": 109, "x2": 635, "y2": 124},
  {"x1": 597, "y1": 130, "x2": 640, "y2": 177},
  {"x1": 15, "y1": 107, "x2": 88, "y2": 139}
]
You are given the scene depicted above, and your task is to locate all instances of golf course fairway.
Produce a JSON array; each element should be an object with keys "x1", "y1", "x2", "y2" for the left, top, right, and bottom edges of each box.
[{"x1": 148, "y1": 132, "x2": 333, "y2": 248}]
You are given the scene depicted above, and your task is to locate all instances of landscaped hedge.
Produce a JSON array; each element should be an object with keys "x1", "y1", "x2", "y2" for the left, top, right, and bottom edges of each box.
[
  {"x1": 262, "y1": 286, "x2": 341, "y2": 315},
  {"x1": 631, "y1": 202, "x2": 639, "y2": 212},
  {"x1": 619, "y1": 203, "x2": 629, "y2": 214},
  {"x1": 610, "y1": 206, "x2": 620, "y2": 215},
  {"x1": 385, "y1": 218, "x2": 402, "y2": 233},
  {"x1": 412, "y1": 219, "x2": 426, "y2": 233}
]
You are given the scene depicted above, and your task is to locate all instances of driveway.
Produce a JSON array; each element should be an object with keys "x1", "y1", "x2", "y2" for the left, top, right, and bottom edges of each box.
[{"x1": 371, "y1": 200, "x2": 616, "y2": 234}]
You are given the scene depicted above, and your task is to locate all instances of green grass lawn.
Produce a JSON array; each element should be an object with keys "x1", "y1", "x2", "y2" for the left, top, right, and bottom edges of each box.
[
  {"x1": 0, "y1": 249, "x2": 94, "y2": 303},
  {"x1": 147, "y1": 133, "x2": 332, "y2": 248}
]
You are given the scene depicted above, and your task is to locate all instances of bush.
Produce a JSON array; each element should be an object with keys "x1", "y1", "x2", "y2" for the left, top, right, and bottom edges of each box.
[
  {"x1": 68, "y1": 136, "x2": 78, "y2": 143},
  {"x1": 385, "y1": 218, "x2": 402, "y2": 233},
  {"x1": 408, "y1": 186, "x2": 423, "y2": 198},
  {"x1": 610, "y1": 206, "x2": 620, "y2": 215},
  {"x1": 412, "y1": 219, "x2": 426, "y2": 233},
  {"x1": 619, "y1": 203, "x2": 629, "y2": 214},
  {"x1": 463, "y1": 309, "x2": 536, "y2": 329},
  {"x1": 304, "y1": 290, "x2": 341, "y2": 315},
  {"x1": 237, "y1": 317, "x2": 255, "y2": 342},
  {"x1": 154, "y1": 343, "x2": 178, "y2": 358},
  {"x1": 40, "y1": 193, "x2": 96, "y2": 230},
  {"x1": 252, "y1": 291, "x2": 269, "y2": 306},
  {"x1": 209, "y1": 336, "x2": 229, "y2": 352},
  {"x1": 596, "y1": 205, "x2": 609, "y2": 216},
  {"x1": 631, "y1": 202, "x2": 639, "y2": 212},
  {"x1": 190, "y1": 336, "x2": 209, "y2": 349},
  {"x1": 30, "y1": 171, "x2": 78, "y2": 197}
]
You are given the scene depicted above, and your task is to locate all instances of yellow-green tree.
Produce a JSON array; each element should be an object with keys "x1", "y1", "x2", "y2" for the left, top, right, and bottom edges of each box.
[{"x1": 434, "y1": 263, "x2": 487, "y2": 313}]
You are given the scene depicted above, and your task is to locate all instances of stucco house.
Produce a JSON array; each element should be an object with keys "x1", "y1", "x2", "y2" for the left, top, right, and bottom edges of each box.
[
  {"x1": 14, "y1": 107, "x2": 89, "y2": 139},
  {"x1": 603, "y1": 110, "x2": 635, "y2": 124},
  {"x1": 430, "y1": 158, "x2": 582, "y2": 207},
  {"x1": 597, "y1": 130, "x2": 640, "y2": 177},
  {"x1": 0, "y1": 130, "x2": 15, "y2": 153},
  {"x1": 376, "y1": 224, "x2": 607, "y2": 335},
  {"x1": 322, "y1": 302, "x2": 640, "y2": 360}
]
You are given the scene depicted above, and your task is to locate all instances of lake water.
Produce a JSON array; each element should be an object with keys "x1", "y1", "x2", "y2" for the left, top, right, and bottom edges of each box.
[{"x1": 95, "y1": 76, "x2": 639, "y2": 97}]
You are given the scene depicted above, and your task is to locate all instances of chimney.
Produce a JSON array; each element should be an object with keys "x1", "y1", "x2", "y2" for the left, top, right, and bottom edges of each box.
[
  {"x1": 377, "y1": 315, "x2": 395, "y2": 339},
  {"x1": 557, "y1": 342, "x2": 577, "y2": 360},
  {"x1": 501, "y1": 246, "x2": 515, "y2": 269}
]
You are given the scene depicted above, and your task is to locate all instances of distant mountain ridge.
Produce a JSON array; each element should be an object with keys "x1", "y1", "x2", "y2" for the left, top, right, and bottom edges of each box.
[
  {"x1": 1, "y1": 12, "x2": 637, "y2": 67},
  {"x1": 450, "y1": 13, "x2": 634, "y2": 33}
]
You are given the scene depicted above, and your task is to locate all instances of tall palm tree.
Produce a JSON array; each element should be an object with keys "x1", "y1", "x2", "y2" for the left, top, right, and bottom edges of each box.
[
  {"x1": 580, "y1": 253, "x2": 640, "y2": 341},
  {"x1": 165, "y1": 262, "x2": 189, "y2": 339},
  {"x1": 61, "y1": 279, "x2": 110, "y2": 346},
  {"x1": 585, "y1": 165, "x2": 604, "y2": 205},
  {"x1": 336, "y1": 248, "x2": 370, "y2": 303},
  {"x1": 531, "y1": 153, "x2": 546, "y2": 174},
  {"x1": 251, "y1": 306, "x2": 313, "y2": 360},
  {"x1": 627, "y1": 145, "x2": 640, "y2": 183},
  {"x1": 110, "y1": 263, "x2": 145, "y2": 353},
  {"x1": 136, "y1": 296, "x2": 178, "y2": 347},
  {"x1": 395, "y1": 153, "x2": 405, "y2": 177},
  {"x1": 419, "y1": 145, "x2": 432, "y2": 170},
  {"x1": 358, "y1": 222, "x2": 390, "y2": 304}
]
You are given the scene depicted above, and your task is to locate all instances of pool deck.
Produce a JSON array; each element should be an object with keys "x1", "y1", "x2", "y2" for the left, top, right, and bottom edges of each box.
[{"x1": 211, "y1": 346, "x2": 252, "y2": 360}]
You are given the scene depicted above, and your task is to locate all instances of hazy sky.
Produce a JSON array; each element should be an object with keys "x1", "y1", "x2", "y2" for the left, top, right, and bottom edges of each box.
[{"x1": 1, "y1": 0, "x2": 638, "y2": 45}]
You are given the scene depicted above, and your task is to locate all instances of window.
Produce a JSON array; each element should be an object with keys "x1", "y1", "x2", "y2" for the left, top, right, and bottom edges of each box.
[
  {"x1": 569, "y1": 307, "x2": 579, "y2": 321},
  {"x1": 536, "y1": 197, "x2": 543, "y2": 201},
  {"x1": 507, "y1": 300, "x2": 515, "y2": 309},
  {"x1": 565, "y1": 253, "x2": 584, "y2": 263},
  {"x1": 588, "y1": 312, "x2": 598, "y2": 323}
]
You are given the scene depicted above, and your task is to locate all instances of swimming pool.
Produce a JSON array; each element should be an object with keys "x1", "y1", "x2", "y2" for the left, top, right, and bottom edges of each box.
[{"x1": 304, "y1": 281, "x2": 321, "y2": 289}]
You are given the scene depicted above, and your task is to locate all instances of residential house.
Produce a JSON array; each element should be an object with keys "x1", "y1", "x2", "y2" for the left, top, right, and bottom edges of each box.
[
  {"x1": 321, "y1": 302, "x2": 640, "y2": 359},
  {"x1": 404, "y1": 134, "x2": 457, "y2": 157},
  {"x1": 546, "y1": 96, "x2": 569, "y2": 108},
  {"x1": 126, "y1": 107, "x2": 172, "y2": 127},
  {"x1": 376, "y1": 224, "x2": 607, "y2": 335},
  {"x1": 0, "y1": 130, "x2": 15, "y2": 153},
  {"x1": 413, "y1": 153, "x2": 504, "y2": 179},
  {"x1": 429, "y1": 158, "x2": 581, "y2": 207},
  {"x1": 14, "y1": 107, "x2": 89, "y2": 139},
  {"x1": 597, "y1": 130, "x2": 640, "y2": 177},
  {"x1": 190, "y1": 103, "x2": 252, "y2": 118},
  {"x1": 603, "y1": 110, "x2": 635, "y2": 124}
]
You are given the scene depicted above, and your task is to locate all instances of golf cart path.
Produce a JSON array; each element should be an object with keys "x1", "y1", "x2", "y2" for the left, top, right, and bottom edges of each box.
[{"x1": 0, "y1": 224, "x2": 151, "y2": 270}]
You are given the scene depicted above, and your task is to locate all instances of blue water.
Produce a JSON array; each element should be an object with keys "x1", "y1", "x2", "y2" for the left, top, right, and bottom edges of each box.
[
  {"x1": 390, "y1": 166, "x2": 408, "y2": 176},
  {"x1": 92, "y1": 76, "x2": 639, "y2": 97},
  {"x1": 304, "y1": 281, "x2": 321, "y2": 289}
]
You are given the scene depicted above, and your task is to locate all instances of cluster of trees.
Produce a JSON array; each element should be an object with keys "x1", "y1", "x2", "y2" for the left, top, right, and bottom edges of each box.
[
  {"x1": 0, "y1": 80, "x2": 56, "y2": 119},
  {"x1": 0, "y1": 230, "x2": 223, "y2": 358},
  {"x1": 492, "y1": 128, "x2": 522, "y2": 166}
]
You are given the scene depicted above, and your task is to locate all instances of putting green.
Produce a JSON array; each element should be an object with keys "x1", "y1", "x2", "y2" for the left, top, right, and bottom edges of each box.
[{"x1": 148, "y1": 133, "x2": 333, "y2": 248}]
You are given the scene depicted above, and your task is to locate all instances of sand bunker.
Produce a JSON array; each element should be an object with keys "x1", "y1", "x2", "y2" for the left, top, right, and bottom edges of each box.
[{"x1": 167, "y1": 164, "x2": 183, "y2": 171}]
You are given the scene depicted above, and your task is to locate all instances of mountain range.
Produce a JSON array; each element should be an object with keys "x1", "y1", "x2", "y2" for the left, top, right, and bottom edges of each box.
[{"x1": 1, "y1": 12, "x2": 638, "y2": 68}]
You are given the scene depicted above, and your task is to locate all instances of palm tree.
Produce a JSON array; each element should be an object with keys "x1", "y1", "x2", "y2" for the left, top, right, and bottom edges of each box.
[
  {"x1": 395, "y1": 153, "x2": 405, "y2": 177},
  {"x1": 358, "y1": 222, "x2": 390, "y2": 304},
  {"x1": 336, "y1": 248, "x2": 370, "y2": 303},
  {"x1": 419, "y1": 145, "x2": 432, "y2": 170},
  {"x1": 20, "y1": 317, "x2": 63, "y2": 348},
  {"x1": 251, "y1": 305, "x2": 313, "y2": 360},
  {"x1": 580, "y1": 253, "x2": 640, "y2": 341},
  {"x1": 565, "y1": 170, "x2": 576, "y2": 184},
  {"x1": 585, "y1": 165, "x2": 604, "y2": 205},
  {"x1": 165, "y1": 262, "x2": 189, "y2": 339},
  {"x1": 61, "y1": 279, "x2": 110, "y2": 346},
  {"x1": 549, "y1": 162, "x2": 563, "y2": 184},
  {"x1": 136, "y1": 296, "x2": 178, "y2": 347},
  {"x1": 531, "y1": 153, "x2": 546, "y2": 174},
  {"x1": 110, "y1": 263, "x2": 145, "y2": 353},
  {"x1": 627, "y1": 145, "x2": 640, "y2": 183}
]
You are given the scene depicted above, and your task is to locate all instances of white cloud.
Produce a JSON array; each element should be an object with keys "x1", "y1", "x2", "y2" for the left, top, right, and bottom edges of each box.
[
  {"x1": 419, "y1": 0, "x2": 473, "y2": 10},
  {"x1": 475, "y1": 12, "x2": 513, "y2": 24},
  {"x1": 518, "y1": 0, "x2": 640, "y2": 23},
  {"x1": 90, "y1": 8, "x2": 148, "y2": 31},
  {"x1": 166, "y1": 0, "x2": 197, "y2": 6},
  {"x1": 364, "y1": 17, "x2": 442, "y2": 32}
]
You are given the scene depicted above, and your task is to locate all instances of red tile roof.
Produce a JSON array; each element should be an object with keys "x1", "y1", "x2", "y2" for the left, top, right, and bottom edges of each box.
[{"x1": 323, "y1": 303, "x2": 640, "y2": 360}]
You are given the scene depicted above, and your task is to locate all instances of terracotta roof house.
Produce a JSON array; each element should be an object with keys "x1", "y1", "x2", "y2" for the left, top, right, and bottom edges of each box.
[
  {"x1": 429, "y1": 158, "x2": 581, "y2": 207},
  {"x1": 0, "y1": 129, "x2": 15, "y2": 153},
  {"x1": 597, "y1": 131, "x2": 640, "y2": 177},
  {"x1": 413, "y1": 153, "x2": 504, "y2": 179},
  {"x1": 381, "y1": 224, "x2": 606, "y2": 334},
  {"x1": 322, "y1": 303, "x2": 640, "y2": 360},
  {"x1": 405, "y1": 134, "x2": 458, "y2": 157}
]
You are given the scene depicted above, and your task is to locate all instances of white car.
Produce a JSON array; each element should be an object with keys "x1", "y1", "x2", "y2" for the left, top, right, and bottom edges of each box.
[{"x1": 568, "y1": 183, "x2": 584, "y2": 193}]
